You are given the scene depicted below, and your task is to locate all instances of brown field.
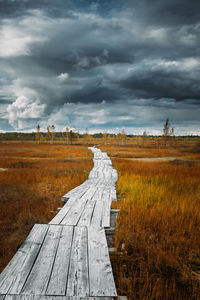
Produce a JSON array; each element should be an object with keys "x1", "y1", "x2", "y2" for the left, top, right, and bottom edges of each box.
[
  {"x1": 0, "y1": 143, "x2": 93, "y2": 272},
  {"x1": 101, "y1": 144, "x2": 200, "y2": 299},
  {"x1": 1, "y1": 141, "x2": 200, "y2": 299}
]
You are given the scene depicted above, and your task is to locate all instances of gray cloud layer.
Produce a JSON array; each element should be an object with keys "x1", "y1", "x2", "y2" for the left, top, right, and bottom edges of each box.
[{"x1": 0, "y1": 0, "x2": 199, "y2": 134}]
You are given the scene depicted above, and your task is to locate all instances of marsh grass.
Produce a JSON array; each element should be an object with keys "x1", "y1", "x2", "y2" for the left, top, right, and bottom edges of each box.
[
  {"x1": 0, "y1": 143, "x2": 93, "y2": 272},
  {"x1": 101, "y1": 144, "x2": 200, "y2": 299},
  {"x1": 101, "y1": 144, "x2": 200, "y2": 161}
]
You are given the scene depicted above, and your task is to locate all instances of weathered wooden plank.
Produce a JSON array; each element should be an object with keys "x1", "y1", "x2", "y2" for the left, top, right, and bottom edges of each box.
[
  {"x1": 5, "y1": 296, "x2": 114, "y2": 300},
  {"x1": 77, "y1": 179, "x2": 104, "y2": 227},
  {"x1": 88, "y1": 227, "x2": 117, "y2": 297},
  {"x1": 0, "y1": 224, "x2": 48, "y2": 295},
  {"x1": 63, "y1": 180, "x2": 90, "y2": 197},
  {"x1": 90, "y1": 188, "x2": 104, "y2": 228},
  {"x1": 66, "y1": 227, "x2": 89, "y2": 296},
  {"x1": 60, "y1": 197, "x2": 88, "y2": 226},
  {"x1": 46, "y1": 226, "x2": 74, "y2": 295},
  {"x1": 4, "y1": 296, "x2": 63, "y2": 300},
  {"x1": 77, "y1": 197, "x2": 96, "y2": 227},
  {"x1": 49, "y1": 188, "x2": 89, "y2": 225},
  {"x1": 22, "y1": 225, "x2": 62, "y2": 295},
  {"x1": 62, "y1": 182, "x2": 91, "y2": 201},
  {"x1": 49, "y1": 201, "x2": 73, "y2": 225},
  {"x1": 61, "y1": 187, "x2": 97, "y2": 226},
  {"x1": 101, "y1": 189, "x2": 112, "y2": 228},
  {"x1": 0, "y1": 295, "x2": 5, "y2": 300}
]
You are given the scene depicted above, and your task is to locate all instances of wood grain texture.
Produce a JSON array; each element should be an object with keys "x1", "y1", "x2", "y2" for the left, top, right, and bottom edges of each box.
[
  {"x1": 46, "y1": 226, "x2": 74, "y2": 296},
  {"x1": 0, "y1": 224, "x2": 48, "y2": 295},
  {"x1": 4, "y1": 296, "x2": 114, "y2": 300},
  {"x1": 101, "y1": 188, "x2": 111, "y2": 228},
  {"x1": 22, "y1": 225, "x2": 62, "y2": 295},
  {"x1": 66, "y1": 227, "x2": 89, "y2": 297},
  {"x1": 61, "y1": 187, "x2": 97, "y2": 226},
  {"x1": 90, "y1": 188, "x2": 104, "y2": 228},
  {"x1": 88, "y1": 227, "x2": 117, "y2": 297}
]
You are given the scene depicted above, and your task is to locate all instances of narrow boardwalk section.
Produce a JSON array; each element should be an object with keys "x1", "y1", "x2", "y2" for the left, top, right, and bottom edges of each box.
[{"x1": 0, "y1": 147, "x2": 118, "y2": 299}]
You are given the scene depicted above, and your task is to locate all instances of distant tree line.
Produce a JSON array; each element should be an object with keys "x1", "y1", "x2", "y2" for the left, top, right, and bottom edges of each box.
[{"x1": 0, "y1": 119, "x2": 199, "y2": 147}]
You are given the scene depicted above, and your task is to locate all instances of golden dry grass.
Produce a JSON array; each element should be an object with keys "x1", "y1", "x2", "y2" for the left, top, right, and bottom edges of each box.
[
  {"x1": 0, "y1": 143, "x2": 93, "y2": 272},
  {"x1": 101, "y1": 143, "x2": 200, "y2": 160},
  {"x1": 101, "y1": 145, "x2": 200, "y2": 299},
  {"x1": 1, "y1": 141, "x2": 200, "y2": 299}
]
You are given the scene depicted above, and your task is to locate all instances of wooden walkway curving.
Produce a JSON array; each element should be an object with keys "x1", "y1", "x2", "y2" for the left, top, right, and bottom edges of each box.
[{"x1": 0, "y1": 147, "x2": 119, "y2": 300}]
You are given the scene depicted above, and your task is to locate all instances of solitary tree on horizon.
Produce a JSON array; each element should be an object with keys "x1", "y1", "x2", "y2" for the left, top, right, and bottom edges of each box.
[
  {"x1": 163, "y1": 119, "x2": 174, "y2": 137},
  {"x1": 163, "y1": 119, "x2": 175, "y2": 147},
  {"x1": 36, "y1": 124, "x2": 41, "y2": 143}
]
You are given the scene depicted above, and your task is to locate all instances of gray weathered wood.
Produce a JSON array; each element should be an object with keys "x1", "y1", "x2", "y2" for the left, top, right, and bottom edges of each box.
[
  {"x1": 61, "y1": 187, "x2": 97, "y2": 226},
  {"x1": 90, "y1": 188, "x2": 104, "y2": 228},
  {"x1": 101, "y1": 188, "x2": 111, "y2": 228},
  {"x1": 66, "y1": 227, "x2": 89, "y2": 297},
  {"x1": 46, "y1": 226, "x2": 74, "y2": 295},
  {"x1": 22, "y1": 225, "x2": 62, "y2": 295},
  {"x1": 0, "y1": 224, "x2": 48, "y2": 295},
  {"x1": 4, "y1": 296, "x2": 114, "y2": 300},
  {"x1": 49, "y1": 202, "x2": 72, "y2": 225},
  {"x1": 88, "y1": 227, "x2": 117, "y2": 297},
  {"x1": 62, "y1": 183, "x2": 91, "y2": 202},
  {"x1": 77, "y1": 194, "x2": 96, "y2": 227}
]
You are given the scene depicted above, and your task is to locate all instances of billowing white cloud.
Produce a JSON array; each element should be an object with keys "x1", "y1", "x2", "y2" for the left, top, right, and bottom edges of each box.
[
  {"x1": 57, "y1": 73, "x2": 69, "y2": 82},
  {"x1": 0, "y1": 12, "x2": 48, "y2": 58},
  {"x1": 0, "y1": 26, "x2": 31, "y2": 57},
  {"x1": 7, "y1": 95, "x2": 45, "y2": 129}
]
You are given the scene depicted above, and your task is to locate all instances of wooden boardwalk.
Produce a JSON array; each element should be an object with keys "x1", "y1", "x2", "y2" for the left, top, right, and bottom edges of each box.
[{"x1": 0, "y1": 147, "x2": 119, "y2": 300}]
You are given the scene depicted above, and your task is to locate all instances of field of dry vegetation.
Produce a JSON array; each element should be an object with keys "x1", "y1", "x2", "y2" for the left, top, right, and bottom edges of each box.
[
  {"x1": 0, "y1": 143, "x2": 93, "y2": 272},
  {"x1": 101, "y1": 144, "x2": 200, "y2": 299},
  {"x1": 1, "y1": 141, "x2": 200, "y2": 299}
]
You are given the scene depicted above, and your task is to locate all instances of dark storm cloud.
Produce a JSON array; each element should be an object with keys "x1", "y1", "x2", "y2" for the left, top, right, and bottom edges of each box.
[
  {"x1": 119, "y1": 64, "x2": 200, "y2": 100},
  {"x1": 0, "y1": 0, "x2": 122, "y2": 19},
  {"x1": 0, "y1": 0, "x2": 72, "y2": 18},
  {"x1": 127, "y1": 0, "x2": 200, "y2": 26},
  {"x1": 0, "y1": 0, "x2": 200, "y2": 133}
]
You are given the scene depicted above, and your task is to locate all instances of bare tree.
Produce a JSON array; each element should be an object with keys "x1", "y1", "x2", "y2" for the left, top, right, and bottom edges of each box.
[
  {"x1": 103, "y1": 130, "x2": 108, "y2": 145},
  {"x1": 163, "y1": 119, "x2": 174, "y2": 137},
  {"x1": 121, "y1": 129, "x2": 127, "y2": 145},
  {"x1": 84, "y1": 128, "x2": 90, "y2": 144},
  {"x1": 47, "y1": 126, "x2": 51, "y2": 143},
  {"x1": 163, "y1": 119, "x2": 175, "y2": 147},
  {"x1": 65, "y1": 127, "x2": 70, "y2": 144},
  {"x1": 142, "y1": 130, "x2": 147, "y2": 146},
  {"x1": 36, "y1": 124, "x2": 41, "y2": 144}
]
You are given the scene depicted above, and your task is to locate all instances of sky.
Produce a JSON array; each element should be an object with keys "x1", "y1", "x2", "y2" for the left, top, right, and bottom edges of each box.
[{"x1": 0, "y1": 0, "x2": 200, "y2": 135}]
